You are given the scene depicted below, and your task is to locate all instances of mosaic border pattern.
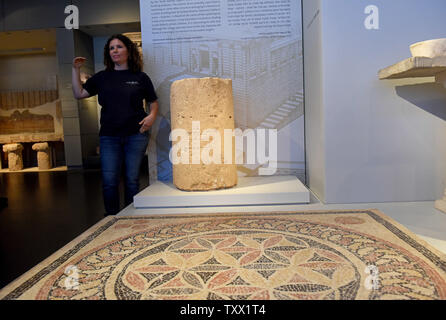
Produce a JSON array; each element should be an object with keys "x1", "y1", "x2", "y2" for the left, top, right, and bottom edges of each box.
[{"x1": 2, "y1": 210, "x2": 445, "y2": 300}]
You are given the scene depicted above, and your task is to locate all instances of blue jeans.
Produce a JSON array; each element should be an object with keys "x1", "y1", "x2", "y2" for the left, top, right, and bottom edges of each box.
[{"x1": 100, "y1": 132, "x2": 149, "y2": 215}]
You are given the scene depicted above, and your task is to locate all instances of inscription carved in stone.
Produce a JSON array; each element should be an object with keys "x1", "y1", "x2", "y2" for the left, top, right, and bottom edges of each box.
[{"x1": 170, "y1": 77, "x2": 237, "y2": 191}]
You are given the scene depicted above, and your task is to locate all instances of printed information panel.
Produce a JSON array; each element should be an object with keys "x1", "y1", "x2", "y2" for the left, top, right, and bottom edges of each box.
[{"x1": 140, "y1": 0, "x2": 304, "y2": 182}]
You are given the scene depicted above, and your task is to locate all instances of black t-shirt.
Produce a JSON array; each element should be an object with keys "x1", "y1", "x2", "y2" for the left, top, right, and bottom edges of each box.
[{"x1": 83, "y1": 69, "x2": 158, "y2": 136}]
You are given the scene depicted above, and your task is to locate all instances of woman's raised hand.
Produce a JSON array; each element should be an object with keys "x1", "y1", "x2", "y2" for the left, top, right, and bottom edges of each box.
[
  {"x1": 72, "y1": 57, "x2": 90, "y2": 99},
  {"x1": 72, "y1": 57, "x2": 87, "y2": 69}
]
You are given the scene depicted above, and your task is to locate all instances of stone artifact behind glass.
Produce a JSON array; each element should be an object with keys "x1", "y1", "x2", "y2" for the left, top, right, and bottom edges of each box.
[{"x1": 170, "y1": 77, "x2": 238, "y2": 191}]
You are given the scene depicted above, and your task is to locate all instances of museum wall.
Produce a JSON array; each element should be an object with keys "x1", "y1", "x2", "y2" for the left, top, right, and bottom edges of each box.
[
  {"x1": 304, "y1": 0, "x2": 446, "y2": 203},
  {"x1": 0, "y1": 0, "x2": 140, "y2": 31},
  {"x1": 93, "y1": 37, "x2": 108, "y2": 73},
  {"x1": 93, "y1": 36, "x2": 108, "y2": 128},
  {"x1": 302, "y1": 0, "x2": 325, "y2": 201},
  {"x1": 0, "y1": 54, "x2": 57, "y2": 90},
  {"x1": 74, "y1": 30, "x2": 100, "y2": 167}
]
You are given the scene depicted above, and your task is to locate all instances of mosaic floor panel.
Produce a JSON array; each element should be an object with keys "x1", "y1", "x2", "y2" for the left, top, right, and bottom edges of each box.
[{"x1": 1, "y1": 210, "x2": 445, "y2": 300}]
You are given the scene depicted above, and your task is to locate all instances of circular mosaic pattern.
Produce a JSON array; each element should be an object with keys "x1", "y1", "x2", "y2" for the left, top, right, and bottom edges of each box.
[
  {"x1": 39, "y1": 217, "x2": 446, "y2": 300},
  {"x1": 110, "y1": 231, "x2": 362, "y2": 300}
]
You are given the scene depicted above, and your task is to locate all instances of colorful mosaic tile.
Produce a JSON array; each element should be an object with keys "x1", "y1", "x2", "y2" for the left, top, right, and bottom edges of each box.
[{"x1": 1, "y1": 210, "x2": 445, "y2": 300}]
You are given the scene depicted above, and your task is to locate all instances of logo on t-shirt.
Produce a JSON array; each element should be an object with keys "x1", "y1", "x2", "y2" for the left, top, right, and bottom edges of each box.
[{"x1": 126, "y1": 81, "x2": 139, "y2": 85}]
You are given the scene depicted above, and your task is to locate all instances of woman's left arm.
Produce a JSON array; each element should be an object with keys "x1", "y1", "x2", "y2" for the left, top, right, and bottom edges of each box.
[{"x1": 139, "y1": 100, "x2": 159, "y2": 133}]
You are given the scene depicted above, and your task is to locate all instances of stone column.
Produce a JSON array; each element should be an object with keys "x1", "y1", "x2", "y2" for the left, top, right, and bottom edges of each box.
[
  {"x1": 32, "y1": 142, "x2": 52, "y2": 170},
  {"x1": 3, "y1": 143, "x2": 24, "y2": 171},
  {"x1": 170, "y1": 77, "x2": 237, "y2": 191}
]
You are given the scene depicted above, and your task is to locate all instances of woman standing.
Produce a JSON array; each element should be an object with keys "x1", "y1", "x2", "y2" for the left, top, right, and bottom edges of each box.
[{"x1": 72, "y1": 34, "x2": 158, "y2": 215}]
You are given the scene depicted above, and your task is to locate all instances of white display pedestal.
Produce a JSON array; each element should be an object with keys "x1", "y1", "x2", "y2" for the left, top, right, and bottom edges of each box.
[
  {"x1": 380, "y1": 55, "x2": 446, "y2": 214},
  {"x1": 435, "y1": 198, "x2": 446, "y2": 213},
  {"x1": 133, "y1": 175, "x2": 310, "y2": 209}
]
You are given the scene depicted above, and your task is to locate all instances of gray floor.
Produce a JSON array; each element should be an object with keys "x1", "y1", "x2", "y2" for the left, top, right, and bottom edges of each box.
[{"x1": 119, "y1": 190, "x2": 446, "y2": 254}]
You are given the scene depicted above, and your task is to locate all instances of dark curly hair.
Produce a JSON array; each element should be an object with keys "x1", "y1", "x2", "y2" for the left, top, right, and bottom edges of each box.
[{"x1": 104, "y1": 34, "x2": 143, "y2": 73}]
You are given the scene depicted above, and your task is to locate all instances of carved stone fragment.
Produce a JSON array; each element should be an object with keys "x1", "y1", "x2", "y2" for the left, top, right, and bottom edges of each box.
[
  {"x1": 32, "y1": 142, "x2": 52, "y2": 170},
  {"x1": 3, "y1": 143, "x2": 24, "y2": 171},
  {"x1": 170, "y1": 77, "x2": 237, "y2": 191}
]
